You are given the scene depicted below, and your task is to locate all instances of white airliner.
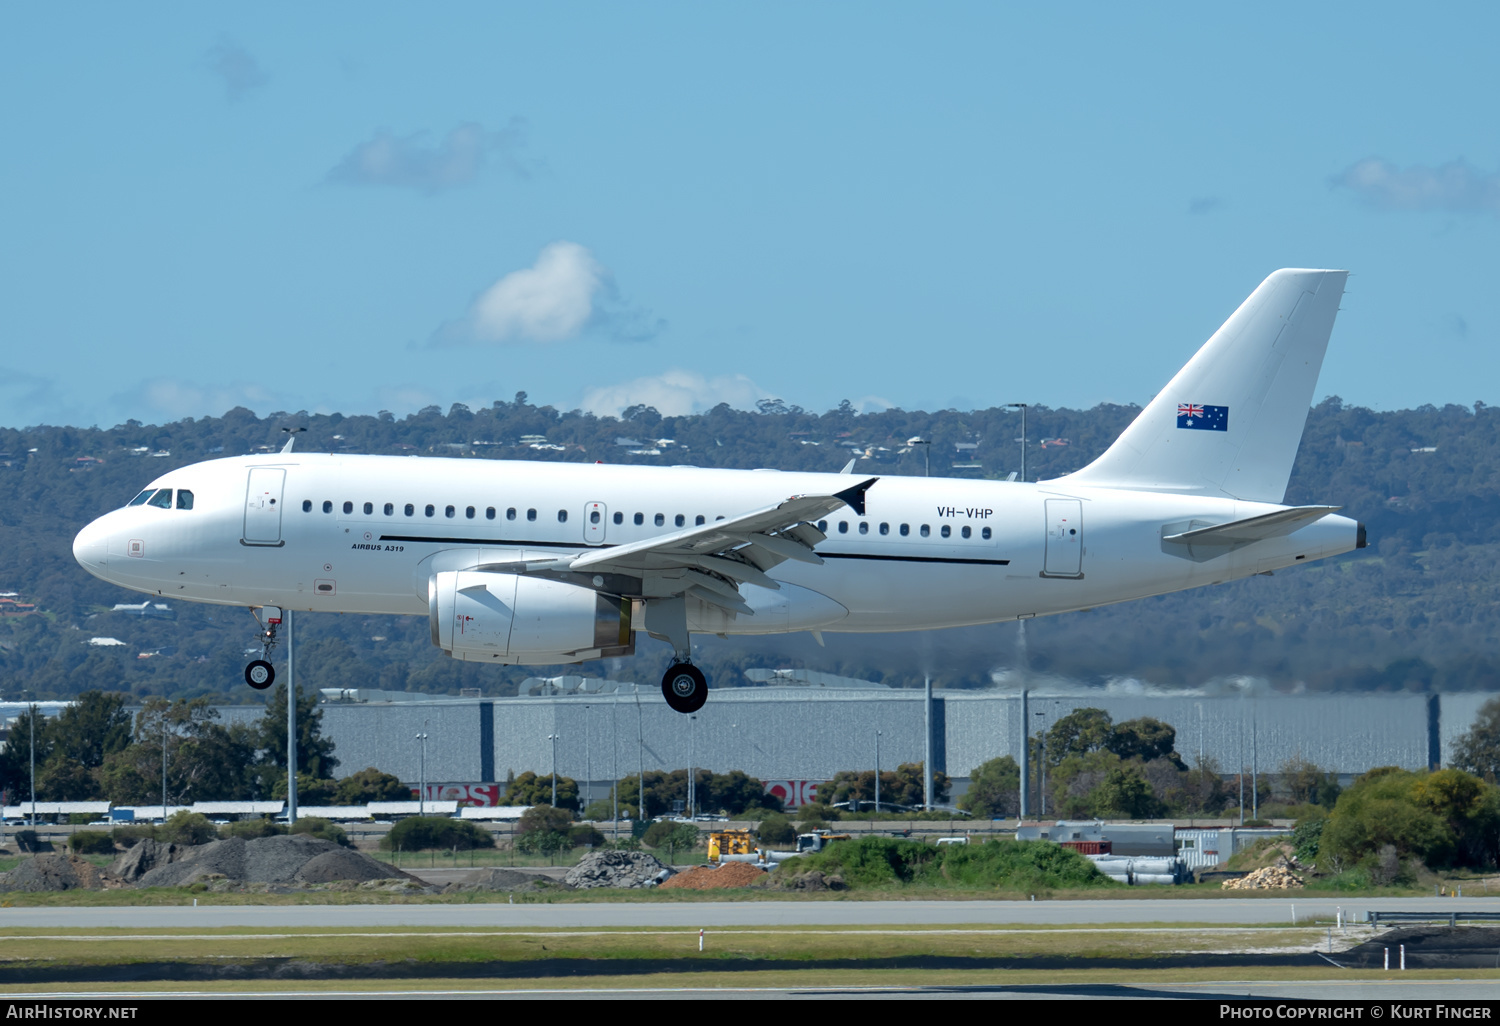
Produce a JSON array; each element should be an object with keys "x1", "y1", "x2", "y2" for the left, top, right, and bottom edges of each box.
[{"x1": 74, "y1": 269, "x2": 1364, "y2": 714}]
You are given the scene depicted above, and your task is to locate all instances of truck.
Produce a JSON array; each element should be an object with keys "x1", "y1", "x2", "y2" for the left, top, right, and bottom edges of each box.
[{"x1": 706, "y1": 830, "x2": 757, "y2": 864}]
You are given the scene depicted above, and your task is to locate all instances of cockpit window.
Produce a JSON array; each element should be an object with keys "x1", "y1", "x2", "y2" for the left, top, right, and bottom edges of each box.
[
  {"x1": 175, "y1": 490, "x2": 194, "y2": 510},
  {"x1": 147, "y1": 489, "x2": 174, "y2": 509},
  {"x1": 127, "y1": 489, "x2": 156, "y2": 507}
]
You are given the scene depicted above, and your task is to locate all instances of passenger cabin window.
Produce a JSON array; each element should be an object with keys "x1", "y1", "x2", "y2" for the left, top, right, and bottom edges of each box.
[
  {"x1": 817, "y1": 520, "x2": 827, "y2": 532},
  {"x1": 982, "y1": 526, "x2": 992, "y2": 539},
  {"x1": 384, "y1": 503, "x2": 394, "y2": 516},
  {"x1": 838, "y1": 521, "x2": 848, "y2": 534},
  {"x1": 920, "y1": 524, "x2": 930, "y2": 537},
  {"x1": 654, "y1": 513, "x2": 665, "y2": 526},
  {"x1": 900, "y1": 524, "x2": 910, "y2": 536},
  {"x1": 322, "y1": 500, "x2": 333, "y2": 514},
  {"x1": 941, "y1": 525, "x2": 951, "y2": 538},
  {"x1": 613, "y1": 512, "x2": 623, "y2": 525},
  {"x1": 343, "y1": 501, "x2": 353, "y2": 514},
  {"x1": 879, "y1": 523, "x2": 889, "y2": 535},
  {"x1": 175, "y1": 490, "x2": 194, "y2": 510},
  {"x1": 961, "y1": 525, "x2": 971, "y2": 539},
  {"x1": 404, "y1": 504, "x2": 415, "y2": 517},
  {"x1": 424, "y1": 504, "x2": 435, "y2": 517},
  {"x1": 858, "y1": 522, "x2": 869, "y2": 535},
  {"x1": 445, "y1": 505, "x2": 456, "y2": 518},
  {"x1": 634, "y1": 513, "x2": 644, "y2": 525},
  {"x1": 507, "y1": 508, "x2": 517, "y2": 520},
  {"x1": 465, "y1": 506, "x2": 475, "y2": 519},
  {"x1": 149, "y1": 490, "x2": 174, "y2": 509},
  {"x1": 302, "y1": 499, "x2": 312, "y2": 513},
  {"x1": 363, "y1": 502, "x2": 373, "y2": 515},
  {"x1": 590, "y1": 510, "x2": 601, "y2": 524},
  {"x1": 557, "y1": 509, "x2": 568, "y2": 523},
  {"x1": 486, "y1": 507, "x2": 496, "y2": 520},
  {"x1": 527, "y1": 509, "x2": 537, "y2": 521},
  {"x1": 696, "y1": 515, "x2": 705, "y2": 525},
  {"x1": 675, "y1": 514, "x2": 685, "y2": 527}
]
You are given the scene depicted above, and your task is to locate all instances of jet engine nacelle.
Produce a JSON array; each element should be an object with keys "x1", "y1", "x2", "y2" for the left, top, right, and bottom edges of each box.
[{"x1": 429, "y1": 571, "x2": 634, "y2": 664}]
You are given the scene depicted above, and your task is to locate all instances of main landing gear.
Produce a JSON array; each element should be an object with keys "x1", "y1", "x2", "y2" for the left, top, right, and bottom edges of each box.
[
  {"x1": 645, "y1": 595, "x2": 709, "y2": 714},
  {"x1": 245, "y1": 606, "x2": 280, "y2": 691},
  {"x1": 661, "y1": 663, "x2": 707, "y2": 714}
]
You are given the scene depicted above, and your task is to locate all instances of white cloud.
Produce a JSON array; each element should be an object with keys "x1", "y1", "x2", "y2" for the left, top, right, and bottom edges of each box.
[
  {"x1": 112, "y1": 378, "x2": 280, "y2": 421},
  {"x1": 328, "y1": 120, "x2": 532, "y2": 194},
  {"x1": 1332, "y1": 157, "x2": 1500, "y2": 213},
  {"x1": 205, "y1": 39, "x2": 268, "y2": 102},
  {"x1": 580, "y1": 370, "x2": 772, "y2": 418},
  {"x1": 437, "y1": 241, "x2": 663, "y2": 346}
]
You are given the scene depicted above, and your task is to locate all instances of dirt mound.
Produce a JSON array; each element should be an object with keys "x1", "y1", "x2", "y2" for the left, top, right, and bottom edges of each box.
[
  {"x1": 563, "y1": 850, "x2": 673, "y2": 889},
  {"x1": 1222, "y1": 865, "x2": 1304, "y2": 890},
  {"x1": 134, "y1": 834, "x2": 392, "y2": 889},
  {"x1": 465, "y1": 868, "x2": 542, "y2": 890},
  {"x1": 659, "y1": 862, "x2": 768, "y2": 890},
  {"x1": 110, "y1": 840, "x2": 187, "y2": 883},
  {"x1": 775, "y1": 869, "x2": 846, "y2": 892},
  {"x1": 294, "y1": 848, "x2": 403, "y2": 885},
  {"x1": 0, "y1": 854, "x2": 119, "y2": 892}
]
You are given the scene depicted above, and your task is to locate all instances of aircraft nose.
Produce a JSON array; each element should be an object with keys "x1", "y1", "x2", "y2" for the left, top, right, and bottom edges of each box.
[{"x1": 73, "y1": 518, "x2": 110, "y2": 575}]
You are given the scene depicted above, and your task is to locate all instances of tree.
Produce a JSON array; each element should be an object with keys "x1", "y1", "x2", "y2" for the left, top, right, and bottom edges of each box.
[
  {"x1": 0, "y1": 706, "x2": 53, "y2": 801},
  {"x1": 254, "y1": 682, "x2": 338, "y2": 785},
  {"x1": 1046, "y1": 708, "x2": 1114, "y2": 762},
  {"x1": 1107, "y1": 717, "x2": 1183, "y2": 767},
  {"x1": 958, "y1": 756, "x2": 1020, "y2": 818},
  {"x1": 333, "y1": 767, "x2": 410, "y2": 804},
  {"x1": 382, "y1": 816, "x2": 494, "y2": 852},
  {"x1": 757, "y1": 813, "x2": 796, "y2": 845},
  {"x1": 821, "y1": 762, "x2": 948, "y2": 811},
  {"x1": 1089, "y1": 766, "x2": 1163, "y2": 819},
  {"x1": 1278, "y1": 755, "x2": 1342, "y2": 808},
  {"x1": 1320, "y1": 767, "x2": 1500, "y2": 872},
  {"x1": 98, "y1": 697, "x2": 255, "y2": 804},
  {"x1": 504, "y1": 771, "x2": 578, "y2": 810},
  {"x1": 1452, "y1": 697, "x2": 1500, "y2": 783}
]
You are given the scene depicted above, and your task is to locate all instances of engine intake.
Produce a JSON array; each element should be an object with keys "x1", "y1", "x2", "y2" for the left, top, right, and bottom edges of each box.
[{"x1": 429, "y1": 571, "x2": 634, "y2": 664}]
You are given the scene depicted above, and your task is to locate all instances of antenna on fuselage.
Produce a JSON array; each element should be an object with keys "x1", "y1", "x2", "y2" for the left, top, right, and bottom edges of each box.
[{"x1": 280, "y1": 427, "x2": 306, "y2": 453}]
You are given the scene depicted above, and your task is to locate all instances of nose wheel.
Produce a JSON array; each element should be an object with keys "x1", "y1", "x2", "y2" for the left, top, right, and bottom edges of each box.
[
  {"x1": 661, "y1": 663, "x2": 708, "y2": 714},
  {"x1": 245, "y1": 606, "x2": 281, "y2": 691}
]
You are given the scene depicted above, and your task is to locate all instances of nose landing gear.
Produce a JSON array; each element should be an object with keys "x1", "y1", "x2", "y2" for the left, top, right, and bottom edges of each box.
[{"x1": 245, "y1": 606, "x2": 280, "y2": 691}]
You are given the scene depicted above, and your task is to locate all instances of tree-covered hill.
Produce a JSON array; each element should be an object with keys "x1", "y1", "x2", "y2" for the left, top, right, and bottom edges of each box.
[{"x1": 3, "y1": 393, "x2": 1499, "y2": 702}]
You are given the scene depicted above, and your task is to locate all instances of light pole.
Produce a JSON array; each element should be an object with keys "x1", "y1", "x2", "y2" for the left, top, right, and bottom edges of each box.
[
  {"x1": 635, "y1": 689, "x2": 645, "y2": 822},
  {"x1": 23, "y1": 690, "x2": 36, "y2": 828},
  {"x1": 1034, "y1": 710, "x2": 1047, "y2": 817},
  {"x1": 923, "y1": 674, "x2": 933, "y2": 812},
  {"x1": 583, "y1": 703, "x2": 592, "y2": 819},
  {"x1": 161, "y1": 703, "x2": 169, "y2": 818},
  {"x1": 548, "y1": 733, "x2": 561, "y2": 806},
  {"x1": 874, "y1": 731, "x2": 882, "y2": 814},
  {"x1": 286, "y1": 608, "x2": 297, "y2": 827},
  {"x1": 907, "y1": 436, "x2": 932, "y2": 477},
  {"x1": 611, "y1": 699, "x2": 619, "y2": 840},
  {"x1": 688, "y1": 714, "x2": 697, "y2": 819},
  {"x1": 1005, "y1": 403, "x2": 1028, "y2": 482},
  {"x1": 415, "y1": 729, "x2": 429, "y2": 816}
]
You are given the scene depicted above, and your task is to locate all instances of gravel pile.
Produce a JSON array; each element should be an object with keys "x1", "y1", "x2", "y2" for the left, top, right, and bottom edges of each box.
[
  {"x1": 110, "y1": 840, "x2": 187, "y2": 883},
  {"x1": 465, "y1": 868, "x2": 545, "y2": 890},
  {"x1": 1221, "y1": 865, "x2": 1304, "y2": 890},
  {"x1": 563, "y1": 850, "x2": 674, "y2": 889},
  {"x1": 658, "y1": 862, "x2": 767, "y2": 890},
  {"x1": 0, "y1": 853, "x2": 120, "y2": 892},
  {"x1": 135, "y1": 834, "x2": 406, "y2": 888}
]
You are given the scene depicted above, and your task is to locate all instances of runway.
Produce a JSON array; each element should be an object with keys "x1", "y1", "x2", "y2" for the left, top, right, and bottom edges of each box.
[{"x1": 4, "y1": 896, "x2": 1495, "y2": 929}]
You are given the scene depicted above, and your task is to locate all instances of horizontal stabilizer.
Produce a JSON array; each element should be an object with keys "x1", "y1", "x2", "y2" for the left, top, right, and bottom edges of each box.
[{"x1": 1162, "y1": 505, "x2": 1341, "y2": 561}]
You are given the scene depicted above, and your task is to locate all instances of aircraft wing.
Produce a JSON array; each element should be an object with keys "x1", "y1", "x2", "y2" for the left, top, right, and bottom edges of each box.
[{"x1": 562, "y1": 477, "x2": 878, "y2": 615}]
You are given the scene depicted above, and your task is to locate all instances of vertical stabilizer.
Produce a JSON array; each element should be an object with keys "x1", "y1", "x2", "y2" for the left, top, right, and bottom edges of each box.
[{"x1": 1060, "y1": 268, "x2": 1346, "y2": 503}]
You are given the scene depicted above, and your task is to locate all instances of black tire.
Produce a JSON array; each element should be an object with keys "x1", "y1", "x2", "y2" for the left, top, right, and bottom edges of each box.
[
  {"x1": 661, "y1": 663, "x2": 708, "y2": 714},
  {"x1": 245, "y1": 659, "x2": 275, "y2": 690}
]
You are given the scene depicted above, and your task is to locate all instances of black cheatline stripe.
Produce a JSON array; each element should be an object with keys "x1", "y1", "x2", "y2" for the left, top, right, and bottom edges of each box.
[
  {"x1": 378, "y1": 536, "x2": 600, "y2": 548},
  {"x1": 379, "y1": 535, "x2": 1008, "y2": 566},
  {"x1": 822, "y1": 552, "x2": 1009, "y2": 566}
]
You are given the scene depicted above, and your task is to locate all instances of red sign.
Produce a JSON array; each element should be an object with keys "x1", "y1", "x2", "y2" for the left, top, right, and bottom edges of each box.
[
  {"x1": 410, "y1": 783, "x2": 503, "y2": 807},
  {"x1": 763, "y1": 780, "x2": 819, "y2": 809}
]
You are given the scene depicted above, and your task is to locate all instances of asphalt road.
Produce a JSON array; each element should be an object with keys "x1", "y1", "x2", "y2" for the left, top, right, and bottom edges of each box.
[{"x1": 6, "y1": 896, "x2": 1498, "y2": 930}]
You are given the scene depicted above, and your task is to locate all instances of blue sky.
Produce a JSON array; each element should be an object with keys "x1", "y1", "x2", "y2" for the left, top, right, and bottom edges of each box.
[{"x1": 2, "y1": 3, "x2": 1496, "y2": 428}]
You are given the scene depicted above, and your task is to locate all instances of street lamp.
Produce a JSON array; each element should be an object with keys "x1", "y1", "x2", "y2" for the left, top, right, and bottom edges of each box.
[
  {"x1": 688, "y1": 714, "x2": 697, "y2": 820},
  {"x1": 415, "y1": 729, "x2": 429, "y2": 816},
  {"x1": 1005, "y1": 403, "x2": 1028, "y2": 482},
  {"x1": 21, "y1": 690, "x2": 36, "y2": 828},
  {"x1": 548, "y1": 733, "x2": 561, "y2": 807},
  {"x1": 1034, "y1": 710, "x2": 1047, "y2": 817},
  {"x1": 874, "y1": 731, "x2": 882, "y2": 814},
  {"x1": 906, "y1": 436, "x2": 932, "y2": 477},
  {"x1": 583, "y1": 704, "x2": 591, "y2": 819}
]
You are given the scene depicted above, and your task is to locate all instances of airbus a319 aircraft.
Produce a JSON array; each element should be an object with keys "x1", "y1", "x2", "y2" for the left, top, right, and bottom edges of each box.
[{"x1": 74, "y1": 269, "x2": 1364, "y2": 714}]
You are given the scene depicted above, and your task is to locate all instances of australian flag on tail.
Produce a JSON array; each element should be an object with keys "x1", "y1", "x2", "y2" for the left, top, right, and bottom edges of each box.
[{"x1": 1177, "y1": 403, "x2": 1228, "y2": 431}]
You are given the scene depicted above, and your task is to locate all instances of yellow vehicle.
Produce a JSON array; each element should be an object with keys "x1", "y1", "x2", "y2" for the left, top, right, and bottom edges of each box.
[{"x1": 707, "y1": 830, "x2": 757, "y2": 863}]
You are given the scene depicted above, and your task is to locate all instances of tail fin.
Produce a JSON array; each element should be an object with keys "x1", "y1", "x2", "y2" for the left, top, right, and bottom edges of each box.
[{"x1": 1060, "y1": 268, "x2": 1347, "y2": 503}]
